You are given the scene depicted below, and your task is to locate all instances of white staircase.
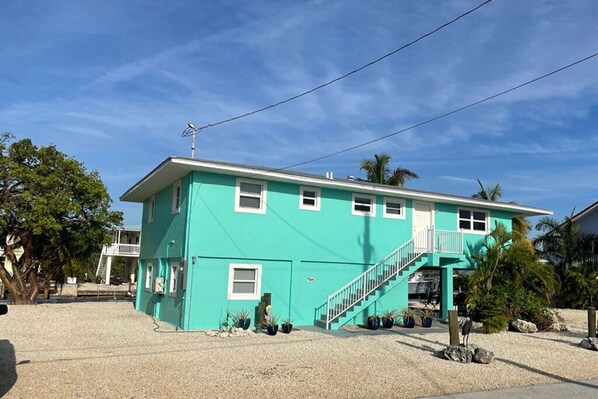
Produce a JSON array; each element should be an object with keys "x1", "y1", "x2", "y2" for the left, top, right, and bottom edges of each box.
[
  {"x1": 95, "y1": 246, "x2": 109, "y2": 283},
  {"x1": 318, "y1": 228, "x2": 462, "y2": 329}
]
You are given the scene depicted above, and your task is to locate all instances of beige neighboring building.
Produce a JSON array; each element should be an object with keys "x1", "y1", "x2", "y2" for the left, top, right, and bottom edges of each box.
[{"x1": 96, "y1": 227, "x2": 141, "y2": 285}]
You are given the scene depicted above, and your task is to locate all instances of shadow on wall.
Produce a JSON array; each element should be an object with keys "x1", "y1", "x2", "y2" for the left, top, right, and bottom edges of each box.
[{"x1": 0, "y1": 339, "x2": 17, "y2": 397}]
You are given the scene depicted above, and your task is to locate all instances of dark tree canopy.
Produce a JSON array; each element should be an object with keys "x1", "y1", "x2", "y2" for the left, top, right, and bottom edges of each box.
[{"x1": 0, "y1": 133, "x2": 122, "y2": 304}]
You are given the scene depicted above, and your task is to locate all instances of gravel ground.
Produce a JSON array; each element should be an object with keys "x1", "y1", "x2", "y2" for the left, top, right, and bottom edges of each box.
[{"x1": 0, "y1": 303, "x2": 596, "y2": 399}]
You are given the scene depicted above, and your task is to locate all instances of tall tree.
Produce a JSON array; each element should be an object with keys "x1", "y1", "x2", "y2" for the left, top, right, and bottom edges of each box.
[
  {"x1": 0, "y1": 134, "x2": 122, "y2": 304},
  {"x1": 359, "y1": 153, "x2": 418, "y2": 186},
  {"x1": 472, "y1": 179, "x2": 530, "y2": 242}
]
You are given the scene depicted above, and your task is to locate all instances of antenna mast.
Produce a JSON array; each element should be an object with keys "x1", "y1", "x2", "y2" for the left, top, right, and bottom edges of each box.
[{"x1": 181, "y1": 123, "x2": 199, "y2": 158}]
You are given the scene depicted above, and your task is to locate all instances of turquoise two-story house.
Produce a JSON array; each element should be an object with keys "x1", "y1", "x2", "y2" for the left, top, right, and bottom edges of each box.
[{"x1": 120, "y1": 157, "x2": 551, "y2": 330}]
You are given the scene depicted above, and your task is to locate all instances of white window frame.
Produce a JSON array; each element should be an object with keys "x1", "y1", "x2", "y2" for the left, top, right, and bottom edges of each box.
[
  {"x1": 227, "y1": 264, "x2": 262, "y2": 300},
  {"x1": 383, "y1": 197, "x2": 406, "y2": 220},
  {"x1": 169, "y1": 261, "x2": 178, "y2": 296},
  {"x1": 148, "y1": 195, "x2": 155, "y2": 223},
  {"x1": 145, "y1": 262, "x2": 153, "y2": 292},
  {"x1": 352, "y1": 193, "x2": 376, "y2": 217},
  {"x1": 234, "y1": 178, "x2": 267, "y2": 214},
  {"x1": 458, "y1": 207, "x2": 489, "y2": 234},
  {"x1": 171, "y1": 180, "x2": 181, "y2": 214},
  {"x1": 299, "y1": 186, "x2": 321, "y2": 211}
]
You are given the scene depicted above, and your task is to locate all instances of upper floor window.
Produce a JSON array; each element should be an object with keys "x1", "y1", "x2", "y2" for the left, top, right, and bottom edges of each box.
[
  {"x1": 172, "y1": 180, "x2": 181, "y2": 214},
  {"x1": 299, "y1": 186, "x2": 321, "y2": 211},
  {"x1": 235, "y1": 178, "x2": 267, "y2": 214},
  {"x1": 383, "y1": 197, "x2": 406, "y2": 219},
  {"x1": 352, "y1": 193, "x2": 376, "y2": 217},
  {"x1": 458, "y1": 208, "x2": 488, "y2": 233},
  {"x1": 148, "y1": 195, "x2": 155, "y2": 223}
]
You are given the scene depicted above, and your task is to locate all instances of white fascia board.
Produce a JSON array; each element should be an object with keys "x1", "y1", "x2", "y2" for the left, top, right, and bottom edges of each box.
[{"x1": 121, "y1": 157, "x2": 553, "y2": 217}]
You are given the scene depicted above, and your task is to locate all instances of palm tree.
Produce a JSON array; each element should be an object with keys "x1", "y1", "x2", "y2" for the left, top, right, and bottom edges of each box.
[
  {"x1": 472, "y1": 179, "x2": 530, "y2": 242},
  {"x1": 534, "y1": 210, "x2": 583, "y2": 276},
  {"x1": 473, "y1": 179, "x2": 502, "y2": 201},
  {"x1": 359, "y1": 153, "x2": 419, "y2": 186}
]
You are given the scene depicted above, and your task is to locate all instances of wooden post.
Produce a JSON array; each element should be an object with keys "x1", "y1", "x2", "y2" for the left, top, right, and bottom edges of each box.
[
  {"x1": 448, "y1": 310, "x2": 459, "y2": 346},
  {"x1": 588, "y1": 307, "x2": 596, "y2": 338}
]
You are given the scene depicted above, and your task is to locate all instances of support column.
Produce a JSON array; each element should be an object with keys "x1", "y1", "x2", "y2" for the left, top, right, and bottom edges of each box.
[
  {"x1": 440, "y1": 265, "x2": 453, "y2": 319},
  {"x1": 105, "y1": 256, "x2": 113, "y2": 285}
]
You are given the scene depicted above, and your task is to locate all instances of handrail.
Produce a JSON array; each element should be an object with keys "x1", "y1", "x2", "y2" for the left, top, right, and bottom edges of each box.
[{"x1": 322, "y1": 228, "x2": 463, "y2": 329}]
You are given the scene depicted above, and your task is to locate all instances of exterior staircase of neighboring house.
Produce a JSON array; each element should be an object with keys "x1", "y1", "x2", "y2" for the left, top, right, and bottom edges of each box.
[
  {"x1": 315, "y1": 228, "x2": 462, "y2": 330},
  {"x1": 95, "y1": 242, "x2": 141, "y2": 284}
]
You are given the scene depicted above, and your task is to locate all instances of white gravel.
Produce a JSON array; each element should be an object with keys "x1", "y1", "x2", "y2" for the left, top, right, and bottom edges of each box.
[{"x1": 0, "y1": 302, "x2": 597, "y2": 398}]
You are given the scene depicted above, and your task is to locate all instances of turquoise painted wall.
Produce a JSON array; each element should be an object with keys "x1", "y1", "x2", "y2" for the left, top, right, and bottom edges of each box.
[
  {"x1": 136, "y1": 175, "x2": 190, "y2": 328},
  {"x1": 137, "y1": 170, "x2": 521, "y2": 329}
]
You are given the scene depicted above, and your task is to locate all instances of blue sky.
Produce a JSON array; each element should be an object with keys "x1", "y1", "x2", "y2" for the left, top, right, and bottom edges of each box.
[{"x1": 1, "y1": 0, "x2": 597, "y2": 229}]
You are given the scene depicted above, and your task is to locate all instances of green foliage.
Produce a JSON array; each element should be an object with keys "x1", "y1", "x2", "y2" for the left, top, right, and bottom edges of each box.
[
  {"x1": 359, "y1": 153, "x2": 418, "y2": 187},
  {"x1": 380, "y1": 309, "x2": 396, "y2": 320},
  {"x1": 560, "y1": 263, "x2": 598, "y2": 308},
  {"x1": 469, "y1": 292, "x2": 509, "y2": 333},
  {"x1": 472, "y1": 179, "x2": 502, "y2": 201},
  {"x1": 0, "y1": 133, "x2": 122, "y2": 303}
]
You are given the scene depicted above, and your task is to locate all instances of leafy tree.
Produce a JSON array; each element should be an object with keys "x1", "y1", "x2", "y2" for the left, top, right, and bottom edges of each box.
[
  {"x1": 472, "y1": 178, "x2": 502, "y2": 201},
  {"x1": 0, "y1": 134, "x2": 122, "y2": 304},
  {"x1": 359, "y1": 153, "x2": 418, "y2": 186}
]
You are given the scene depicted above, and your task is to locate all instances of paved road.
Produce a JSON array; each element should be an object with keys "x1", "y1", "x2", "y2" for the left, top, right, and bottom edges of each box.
[{"x1": 423, "y1": 379, "x2": 598, "y2": 399}]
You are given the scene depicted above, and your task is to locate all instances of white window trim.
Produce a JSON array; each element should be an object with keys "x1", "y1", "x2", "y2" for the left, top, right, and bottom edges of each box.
[
  {"x1": 234, "y1": 178, "x2": 267, "y2": 214},
  {"x1": 227, "y1": 264, "x2": 262, "y2": 300},
  {"x1": 171, "y1": 180, "x2": 181, "y2": 214},
  {"x1": 352, "y1": 193, "x2": 376, "y2": 217},
  {"x1": 169, "y1": 261, "x2": 179, "y2": 297},
  {"x1": 145, "y1": 262, "x2": 153, "y2": 292},
  {"x1": 383, "y1": 197, "x2": 406, "y2": 220},
  {"x1": 299, "y1": 186, "x2": 321, "y2": 211},
  {"x1": 457, "y1": 207, "x2": 489, "y2": 235},
  {"x1": 148, "y1": 195, "x2": 155, "y2": 223}
]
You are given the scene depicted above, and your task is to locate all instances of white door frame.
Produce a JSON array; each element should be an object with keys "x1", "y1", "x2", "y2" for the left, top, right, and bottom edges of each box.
[{"x1": 412, "y1": 201, "x2": 435, "y2": 247}]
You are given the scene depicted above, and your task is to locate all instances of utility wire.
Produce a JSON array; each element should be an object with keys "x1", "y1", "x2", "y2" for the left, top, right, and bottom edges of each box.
[
  {"x1": 280, "y1": 51, "x2": 598, "y2": 171},
  {"x1": 195, "y1": 0, "x2": 493, "y2": 131}
]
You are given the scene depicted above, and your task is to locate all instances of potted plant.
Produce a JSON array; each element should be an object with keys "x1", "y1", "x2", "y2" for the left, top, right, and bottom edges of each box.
[
  {"x1": 281, "y1": 318, "x2": 293, "y2": 334},
  {"x1": 399, "y1": 308, "x2": 420, "y2": 328},
  {"x1": 234, "y1": 309, "x2": 251, "y2": 330},
  {"x1": 421, "y1": 309, "x2": 433, "y2": 328},
  {"x1": 265, "y1": 315, "x2": 279, "y2": 336},
  {"x1": 367, "y1": 315, "x2": 380, "y2": 330},
  {"x1": 381, "y1": 309, "x2": 396, "y2": 328}
]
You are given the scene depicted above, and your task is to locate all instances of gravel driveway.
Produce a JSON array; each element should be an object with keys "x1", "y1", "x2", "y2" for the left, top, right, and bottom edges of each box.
[{"x1": 0, "y1": 302, "x2": 596, "y2": 398}]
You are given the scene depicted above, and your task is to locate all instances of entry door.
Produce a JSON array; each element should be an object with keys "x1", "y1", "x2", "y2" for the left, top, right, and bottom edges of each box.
[{"x1": 412, "y1": 202, "x2": 434, "y2": 252}]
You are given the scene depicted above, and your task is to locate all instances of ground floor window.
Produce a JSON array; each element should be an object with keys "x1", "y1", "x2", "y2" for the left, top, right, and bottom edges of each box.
[
  {"x1": 145, "y1": 263, "x2": 153, "y2": 292},
  {"x1": 169, "y1": 262, "x2": 178, "y2": 296},
  {"x1": 227, "y1": 264, "x2": 262, "y2": 300}
]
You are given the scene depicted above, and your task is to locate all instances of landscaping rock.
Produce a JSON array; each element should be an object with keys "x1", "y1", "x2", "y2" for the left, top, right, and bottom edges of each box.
[
  {"x1": 473, "y1": 347, "x2": 495, "y2": 364},
  {"x1": 546, "y1": 310, "x2": 569, "y2": 332},
  {"x1": 579, "y1": 337, "x2": 598, "y2": 351},
  {"x1": 510, "y1": 319, "x2": 538, "y2": 333},
  {"x1": 436, "y1": 345, "x2": 473, "y2": 363}
]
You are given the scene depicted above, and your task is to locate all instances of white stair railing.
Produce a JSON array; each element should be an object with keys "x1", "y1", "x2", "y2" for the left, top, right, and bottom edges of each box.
[{"x1": 322, "y1": 228, "x2": 463, "y2": 329}]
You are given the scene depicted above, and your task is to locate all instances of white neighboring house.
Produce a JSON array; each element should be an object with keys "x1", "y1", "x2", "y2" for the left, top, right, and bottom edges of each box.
[
  {"x1": 573, "y1": 201, "x2": 598, "y2": 260},
  {"x1": 96, "y1": 227, "x2": 141, "y2": 285}
]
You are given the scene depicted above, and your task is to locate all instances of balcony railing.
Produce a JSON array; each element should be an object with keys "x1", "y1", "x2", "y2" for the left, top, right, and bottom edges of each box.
[{"x1": 103, "y1": 244, "x2": 140, "y2": 257}]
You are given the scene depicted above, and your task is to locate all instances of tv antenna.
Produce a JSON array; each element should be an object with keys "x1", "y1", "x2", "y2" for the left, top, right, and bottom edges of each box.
[{"x1": 181, "y1": 123, "x2": 202, "y2": 158}]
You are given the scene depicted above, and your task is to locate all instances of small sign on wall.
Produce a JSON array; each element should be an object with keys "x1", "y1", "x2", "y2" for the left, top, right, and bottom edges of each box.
[{"x1": 307, "y1": 277, "x2": 316, "y2": 283}]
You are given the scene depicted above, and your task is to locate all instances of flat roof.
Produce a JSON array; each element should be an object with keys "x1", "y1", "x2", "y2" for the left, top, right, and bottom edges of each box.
[{"x1": 120, "y1": 157, "x2": 552, "y2": 217}]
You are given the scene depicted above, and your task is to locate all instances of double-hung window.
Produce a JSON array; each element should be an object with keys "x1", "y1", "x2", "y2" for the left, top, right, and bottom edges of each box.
[
  {"x1": 172, "y1": 180, "x2": 181, "y2": 214},
  {"x1": 383, "y1": 197, "x2": 405, "y2": 219},
  {"x1": 235, "y1": 178, "x2": 267, "y2": 214},
  {"x1": 299, "y1": 186, "x2": 321, "y2": 211},
  {"x1": 227, "y1": 264, "x2": 262, "y2": 300},
  {"x1": 458, "y1": 208, "x2": 488, "y2": 233},
  {"x1": 145, "y1": 263, "x2": 153, "y2": 292},
  {"x1": 169, "y1": 262, "x2": 178, "y2": 296},
  {"x1": 352, "y1": 193, "x2": 376, "y2": 217}
]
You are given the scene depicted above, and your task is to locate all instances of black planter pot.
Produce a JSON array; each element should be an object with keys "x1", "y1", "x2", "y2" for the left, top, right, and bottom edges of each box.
[
  {"x1": 403, "y1": 316, "x2": 415, "y2": 328},
  {"x1": 237, "y1": 319, "x2": 251, "y2": 330},
  {"x1": 266, "y1": 325, "x2": 279, "y2": 336},
  {"x1": 422, "y1": 317, "x2": 433, "y2": 328},
  {"x1": 382, "y1": 317, "x2": 394, "y2": 328},
  {"x1": 281, "y1": 324, "x2": 293, "y2": 334},
  {"x1": 367, "y1": 317, "x2": 380, "y2": 330}
]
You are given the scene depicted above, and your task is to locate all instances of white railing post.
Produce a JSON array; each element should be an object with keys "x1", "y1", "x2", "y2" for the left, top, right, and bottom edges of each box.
[{"x1": 326, "y1": 295, "x2": 331, "y2": 330}]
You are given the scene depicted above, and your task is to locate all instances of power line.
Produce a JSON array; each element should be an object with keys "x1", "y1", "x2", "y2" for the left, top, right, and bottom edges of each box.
[
  {"x1": 281, "y1": 51, "x2": 598, "y2": 170},
  {"x1": 194, "y1": 0, "x2": 493, "y2": 131}
]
